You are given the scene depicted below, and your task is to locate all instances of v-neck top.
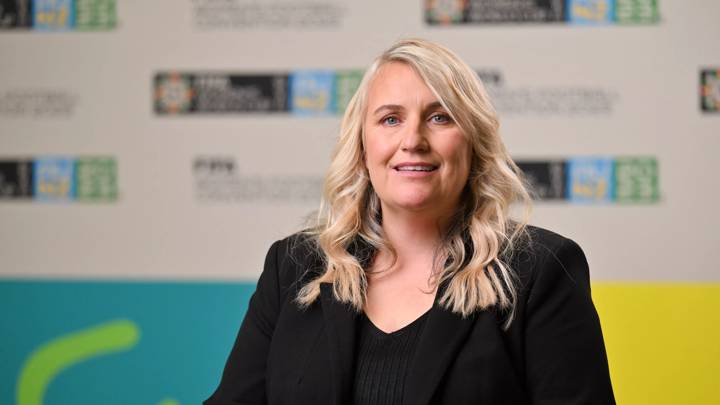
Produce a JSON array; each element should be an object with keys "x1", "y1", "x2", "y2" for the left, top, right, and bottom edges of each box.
[{"x1": 352, "y1": 310, "x2": 431, "y2": 405}]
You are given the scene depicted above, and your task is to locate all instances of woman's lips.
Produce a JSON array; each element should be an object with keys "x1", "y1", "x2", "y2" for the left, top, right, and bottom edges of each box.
[
  {"x1": 393, "y1": 162, "x2": 438, "y2": 171},
  {"x1": 393, "y1": 162, "x2": 439, "y2": 177}
]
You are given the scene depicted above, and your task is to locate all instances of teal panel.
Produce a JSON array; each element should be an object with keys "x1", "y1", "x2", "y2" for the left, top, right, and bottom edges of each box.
[{"x1": 0, "y1": 280, "x2": 256, "y2": 405}]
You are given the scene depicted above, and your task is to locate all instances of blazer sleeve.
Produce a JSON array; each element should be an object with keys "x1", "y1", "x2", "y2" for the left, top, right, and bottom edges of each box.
[
  {"x1": 524, "y1": 237, "x2": 616, "y2": 404},
  {"x1": 204, "y1": 239, "x2": 284, "y2": 405}
]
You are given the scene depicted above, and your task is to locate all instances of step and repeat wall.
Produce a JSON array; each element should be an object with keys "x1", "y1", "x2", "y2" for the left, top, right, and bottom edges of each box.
[{"x1": 1, "y1": 0, "x2": 719, "y2": 404}]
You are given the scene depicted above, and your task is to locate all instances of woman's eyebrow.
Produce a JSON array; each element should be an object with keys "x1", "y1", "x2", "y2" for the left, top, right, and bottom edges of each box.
[
  {"x1": 372, "y1": 101, "x2": 444, "y2": 116},
  {"x1": 423, "y1": 101, "x2": 444, "y2": 113},
  {"x1": 372, "y1": 104, "x2": 404, "y2": 116}
]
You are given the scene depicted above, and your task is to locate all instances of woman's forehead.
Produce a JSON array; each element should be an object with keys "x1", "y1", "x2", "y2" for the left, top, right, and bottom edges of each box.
[
  {"x1": 366, "y1": 62, "x2": 440, "y2": 110},
  {"x1": 371, "y1": 61, "x2": 425, "y2": 88}
]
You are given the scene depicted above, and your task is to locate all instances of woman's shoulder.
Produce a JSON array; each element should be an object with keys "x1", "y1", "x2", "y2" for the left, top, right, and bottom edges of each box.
[
  {"x1": 265, "y1": 230, "x2": 325, "y2": 291},
  {"x1": 510, "y1": 224, "x2": 585, "y2": 259},
  {"x1": 273, "y1": 230, "x2": 320, "y2": 259},
  {"x1": 508, "y1": 224, "x2": 591, "y2": 291},
  {"x1": 523, "y1": 224, "x2": 576, "y2": 252}
]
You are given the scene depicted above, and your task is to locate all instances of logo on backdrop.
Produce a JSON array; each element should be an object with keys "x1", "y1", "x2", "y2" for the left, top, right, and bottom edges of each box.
[
  {"x1": 154, "y1": 71, "x2": 368, "y2": 116},
  {"x1": 34, "y1": 157, "x2": 76, "y2": 201},
  {"x1": 0, "y1": 156, "x2": 118, "y2": 202},
  {"x1": 74, "y1": 0, "x2": 117, "y2": 30},
  {"x1": 335, "y1": 71, "x2": 364, "y2": 114},
  {"x1": 0, "y1": 89, "x2": 78, "y2": 118},
  {"x1": 426, "y1": 0, "x2": 566, "y2": 24},
  {"x1": 191, "y1": 0, "x2": 347, "y2": 30},
  {"x1": 614, "y1": 0, "x2": 660, "y2": 23},
  {"x1": 516, "y1": 161, "x2": 566, "y2": 200},
  {"x1": 290, "y1": 71, "x2": 335, "y2": 115},
  {"x1": 154, "y1": 69, "x2": 615, "y2": 116},
  {"x1": 154, "y1": 73, "x2": 289, "y2": 114},
  {"x1": 425, "y1": 0, "x2": 466, "y2": 24},
  {"x1": 0, "y1": 0, "x2": 32, "y2": 27},
  {"x1": 566, "y1": 157, "x2": 615, "y2": 203},
  {"x1": 567, "y1": 0, "x2": 614, "y2": 24},
  {"x1": 700, "y1": 69, "x2": 720, "y2": 113},
  {"x1": 0, "y1": 160, "x2": 33, "y2": 198},
  {"x1": 516, "y1": 156, "x2": 660, "y2": 204},
  {"x1": 193, "y1": 74, "x2": 288, "y2": 113},
  {"x1": 566, "y1": 0, "x2": 658, "y2": 24},
  {"x1": 193, "y1": 156, "x2": 321, "y2": 203},
  {"x1": 33, "y1": 0, "x2": 75, "y2": 30},
  {"x1": 480, "y1": 70, "x2": 619, "y2": 115},
  {"x1": 75, "y1": 157, "x2": 118, "y2": 201},
  {"x1": 476, "y1": 70, "x2": 504, "y2": 87},
  {"x1": 0, "y1": 0, "x2": 116, "y2": 31},
  {"x1": 154, "y1": 73, "x2": 195, "y2": 114},
  {"x1": 425, "y1": 0, "x2": 659, "y2": 25},
  {"x1": 613, "y1": 157, "x2": 659, "y2": 203}
]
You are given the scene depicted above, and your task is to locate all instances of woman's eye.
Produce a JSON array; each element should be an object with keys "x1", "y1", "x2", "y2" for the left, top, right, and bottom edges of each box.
[
  {"x1": 430, "y1": 113, "x2": 451, "y2": 124},
  {"x1": 382, "y1": 116, "x2": 400, "y2": 125}
]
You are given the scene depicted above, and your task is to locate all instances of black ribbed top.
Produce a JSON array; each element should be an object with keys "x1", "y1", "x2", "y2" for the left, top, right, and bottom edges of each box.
[{"x1": 352, "y1": 310, "x2": 430, "y2": 405}]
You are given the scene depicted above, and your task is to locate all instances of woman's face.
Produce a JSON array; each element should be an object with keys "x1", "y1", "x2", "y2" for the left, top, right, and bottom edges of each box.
[{"x1": 363, "y1": 61, "x2": 471, "y2": 220}]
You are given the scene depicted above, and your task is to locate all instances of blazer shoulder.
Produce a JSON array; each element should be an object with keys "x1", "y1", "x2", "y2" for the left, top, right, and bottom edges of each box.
[
  {"x1": 510, "y1": 225, "x2": 590, "y2": 292},
  {"x1": 524, "y1": 224, "x2": 571, "y2": 252},
  {"x1": 269, "y1": 231, "x2": 325, "y2": 297}
]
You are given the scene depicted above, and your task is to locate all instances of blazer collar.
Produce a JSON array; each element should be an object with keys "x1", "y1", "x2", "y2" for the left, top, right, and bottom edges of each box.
[
  {"x1": 319, "y1": 278, "x2": 477, "y2": 405},
  {"x1": 403, "y1": 292, "x2": 477, "y2": 405},
  {"x1": 320, "y1": 282, "x2": 358, "y2": 405}
]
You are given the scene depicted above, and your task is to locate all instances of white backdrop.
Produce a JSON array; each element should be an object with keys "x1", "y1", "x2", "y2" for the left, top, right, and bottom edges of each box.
[{"x1": 1, "y1": 0, "x2": 718, "y2": 283}]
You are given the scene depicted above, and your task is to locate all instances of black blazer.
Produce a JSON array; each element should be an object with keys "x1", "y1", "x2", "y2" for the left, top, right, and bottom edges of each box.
[{"x1": 205, "y1": 226, "x2": 615, "y2": 405}]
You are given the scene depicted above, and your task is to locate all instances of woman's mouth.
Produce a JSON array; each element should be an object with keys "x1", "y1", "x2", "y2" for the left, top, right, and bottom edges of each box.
[{"x1": 393, "y1": 163, "x2": 439, "y2": 172}]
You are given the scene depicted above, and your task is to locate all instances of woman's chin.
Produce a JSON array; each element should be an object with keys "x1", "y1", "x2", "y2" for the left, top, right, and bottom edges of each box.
[{"x1": 386, "y1": 197, "x2": 442, "y2": 215}]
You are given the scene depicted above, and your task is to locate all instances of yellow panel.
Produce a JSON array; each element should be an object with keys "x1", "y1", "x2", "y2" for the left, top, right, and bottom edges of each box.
[{"x1": 592, "y1": 283, "x2": 720, "y2": 405}]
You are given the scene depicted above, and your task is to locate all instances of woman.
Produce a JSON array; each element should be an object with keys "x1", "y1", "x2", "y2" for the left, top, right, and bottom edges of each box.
[{"x1": 205, "y1": 38, "x2": 615, "y2": 404}]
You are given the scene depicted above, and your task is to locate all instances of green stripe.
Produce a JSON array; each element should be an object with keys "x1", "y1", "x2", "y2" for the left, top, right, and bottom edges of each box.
[{"x1": 16, "y1": 319, "x2": 140, "y2": 405}]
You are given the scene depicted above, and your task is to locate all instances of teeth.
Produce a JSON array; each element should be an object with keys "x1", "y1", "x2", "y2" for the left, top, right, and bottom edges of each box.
[{"x1": 397, "y1": 165, "x2": 436, "y2": 171}]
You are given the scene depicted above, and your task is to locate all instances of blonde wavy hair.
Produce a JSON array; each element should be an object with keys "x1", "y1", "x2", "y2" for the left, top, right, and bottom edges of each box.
[{"x1": 296, "y1": 38, "x2": 533, "y2": 323}]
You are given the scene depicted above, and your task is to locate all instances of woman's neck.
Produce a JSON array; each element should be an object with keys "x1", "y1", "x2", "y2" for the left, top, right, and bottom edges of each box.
[{"x1": 378, "y1": 206, "x2": 452, "y2": 269}]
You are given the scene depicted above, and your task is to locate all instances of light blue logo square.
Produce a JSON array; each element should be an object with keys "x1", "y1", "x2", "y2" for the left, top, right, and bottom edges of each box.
[
  {"x1": 33, "y1": 0, "x2": 75, "y2": 30},
  {"x1": 567, "y1": 157, "x2": 614, "y2": 203},
  {"x1": 566, "y1": 0, "x2": 615, "y2": 24},
  {"x1": 289, "y1": 70, "x2": 336, "y2": 116},
  {"x1": 33, "y1": 157, "x2": 76, "y2": 201}
]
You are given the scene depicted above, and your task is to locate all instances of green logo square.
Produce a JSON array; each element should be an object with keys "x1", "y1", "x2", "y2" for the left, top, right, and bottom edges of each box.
[
  {"x1": 615, "y1": 0, "x2": 659, "y2": 24},
  {"x1": 75, "y1": 0, "x2": 117, "y2": 30},
  {"x1": 334, "y1": 70, "x2": 364, "y2": 114},
  {"x1": 75, "y1": 157, "x2": 118, "y2": 201},
  {"x1": 614, "y1": 157, "x2": 659, "y2": 203}
]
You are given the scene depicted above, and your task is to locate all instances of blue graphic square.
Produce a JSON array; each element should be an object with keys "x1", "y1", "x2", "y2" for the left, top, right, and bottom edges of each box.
[
  {"x1": 33, "y1": 0, "x2": 75, "y2": 30},
  {"x1": 289, "y1": 70, "x2": 336, "y2": 116},
  {"x1": 566, "y1": 0, "x2": 615, "y2": 24},
  {"x1": 33, "y1": 157, "x2": 76, "y2": 201},
  {"x1": 566, "y1": 157, "x2": 614, "y2": 203}
]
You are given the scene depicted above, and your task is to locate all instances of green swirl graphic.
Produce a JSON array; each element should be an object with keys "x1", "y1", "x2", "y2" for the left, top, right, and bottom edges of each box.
[{"x1": 16, "y1": 319, "x2": 140, "y2": 405}]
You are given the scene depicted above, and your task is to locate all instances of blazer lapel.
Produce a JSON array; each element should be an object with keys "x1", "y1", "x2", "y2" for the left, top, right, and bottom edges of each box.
[
  {"x1": 320, "y1": 282, "x2": 358, "y2": 405},
  {"x1": 403, "y1": 284, "x2": 477, "y2": 405}
]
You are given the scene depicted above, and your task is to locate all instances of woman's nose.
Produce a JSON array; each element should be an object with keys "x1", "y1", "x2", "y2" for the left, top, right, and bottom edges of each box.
[{"x1": 400, "y1": 118, "x2": 429, "y2": 153}]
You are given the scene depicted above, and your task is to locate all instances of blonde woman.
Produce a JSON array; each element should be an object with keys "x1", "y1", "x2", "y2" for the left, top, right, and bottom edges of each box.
[{"x1": 205, "y1": 39, "x2": 615, "y2": 405}]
